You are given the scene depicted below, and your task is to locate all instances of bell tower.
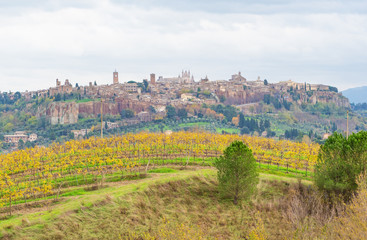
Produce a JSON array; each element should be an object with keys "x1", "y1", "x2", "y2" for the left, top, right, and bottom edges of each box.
[
  {"x1": 113, "y1": 70, "x2": 119, "y2": 84},
  {"x1": 150, "y1": 73, "x2": 156, "y2": 84}
]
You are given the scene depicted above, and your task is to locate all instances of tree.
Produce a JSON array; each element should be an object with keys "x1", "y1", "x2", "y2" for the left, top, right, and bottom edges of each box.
[
  {"x1": 166, "y1": 105, "x2": 176, "y2": 119},
  {"x1": 264, "y1": 119, "x2": 271, "y2": 129},
  {"x1": 241, "y1": 127, "x2": 250, "y2": 135},
  {"x1": 264, "y1": 79, "x2": 268, "y2": 85},
  {"x1": 331, "y1": 122, "x2": 337, "y2": 132},
  {"x1": 3, "y1": 123, "x2": 14, "y2": 132},
  {"x1": 177, "y1": 108, "x2": 188, "y2": 119},
  {"x1": 120, "y1": 109, "x2": 134, "y2": 119},
  {"x1": 14, "y1": 92, "x2": 21, "y2": 101},
  {"x1": 54, "y1": 93, "x2": 61, "y2": 101},
  {"x1": 232, "y1": 116, "x2": 239, "y2": 126},
  {"x1": 143, "y1": 79, "x2": 149, "y2": 92},
  {"x1": 25, "y1": 141, "x2": 35, "y2": 149},
  {"x1": 314, "y1": 131, "x2": 367, "y2": 199},
  {"x1": 219, "y1": 95, "x2": 226, "y2": 103},
  {"x1": 68, "y1": 132, "x2": 75, "y2": 140},
  {"x1": 329, "y1": 86, "x2": 338, "y2": 93},
  {"x1": 239, "y1": 113, "x2": 245, "y2": 128},
  {"x1": 148, "y1": 105, "x2": 156, "y2": 114},
  {"x1": 18, "y1": 139, "x2": 25, "y2": 150},
  {"x1": 214, "y1": 141, "x2": 259, "y2": 204}
]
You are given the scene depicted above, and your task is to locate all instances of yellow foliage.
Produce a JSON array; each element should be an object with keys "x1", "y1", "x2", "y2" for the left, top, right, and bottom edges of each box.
[
  {"x1": 232, "y1": 116, "x2": 239, "y2": 126},
  {"x1": 0, "y1": 131, "x2": 319, "y2": 211}
]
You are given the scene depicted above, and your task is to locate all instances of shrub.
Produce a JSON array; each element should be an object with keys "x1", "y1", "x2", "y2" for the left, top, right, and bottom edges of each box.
[
  {"x1": 214, "y1": 140, "x2": 259, "y2": 204},
  {"x1": 314, "y1": 131, "x2": 367, "y2": 199},
  {"x1": 326, "y1": 174, "x2": 367, "y2": 239}
]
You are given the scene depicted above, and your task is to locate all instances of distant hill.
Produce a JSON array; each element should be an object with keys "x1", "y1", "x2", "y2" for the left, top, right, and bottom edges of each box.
[{"x1": 342, "y1": 86, "x2": 367, "y2": 104}]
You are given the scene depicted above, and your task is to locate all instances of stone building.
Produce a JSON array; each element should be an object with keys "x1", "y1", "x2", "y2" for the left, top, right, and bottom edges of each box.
[
  {"x1": 137, "y1": 111, "x2": 152, "y2": 122},
  {"x1": 4, "y1": 132, "x2": 37, "y2": 144},
  {"x1": 4, "y1": 134, "x2": 28, "y2": 144},
  {"x1": 106, "y1": 121, "x2": 119, "y2": 129},
  {"x1": 123, "y1": 83, "x2": 138, "y2": 92},
  {"x1": 230, "y1": 72, "x2": 246, "y2": 83},
  {"x1": 71, "y1": 129, "x2": 91, "y2": 139},
  {"x1": 157, "y1": 70, "x2": 195, "y2": 84},
  {"x1": 49, "y1": 79, "x2": 73, "y2": 96},
  {"x1": 28, "y1": 133, "x2": 38, "y2": 142}
]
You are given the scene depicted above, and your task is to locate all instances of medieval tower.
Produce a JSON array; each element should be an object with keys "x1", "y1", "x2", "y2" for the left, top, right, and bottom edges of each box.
[
  {"x1": 113, "y1": 70, "x2": 119, "y2": 84},
  {"x1": 150, "y1": 73, "x2": 156, "y2": 84}
]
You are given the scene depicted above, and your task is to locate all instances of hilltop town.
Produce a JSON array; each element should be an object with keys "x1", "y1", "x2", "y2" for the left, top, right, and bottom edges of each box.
[
  {"x1": 0, "y1": 70, "x2": 357, "y2": 151},
  {"x1": 20, "y1": 70, "x2": 349, "y2": 124}
]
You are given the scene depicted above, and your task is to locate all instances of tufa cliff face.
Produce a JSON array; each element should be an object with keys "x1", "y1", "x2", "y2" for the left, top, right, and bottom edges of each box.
[
  {"x1": 45, "y1": 99, "x2": 150, "y2": 125},
  {"x1": 46, "y1": 102, "x2": 79, "y2": 125},
  {"x1": 308, "y1": 92, "x2": 350, "y2": 108},
  {"x1": 78, "y1": 99, "x2": 149, "y2": 116}
]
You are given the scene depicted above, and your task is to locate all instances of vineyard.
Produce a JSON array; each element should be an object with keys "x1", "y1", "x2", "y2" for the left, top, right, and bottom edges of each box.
[{"x1": 0, "y1": 132, "x2": 319, "y2": 215}]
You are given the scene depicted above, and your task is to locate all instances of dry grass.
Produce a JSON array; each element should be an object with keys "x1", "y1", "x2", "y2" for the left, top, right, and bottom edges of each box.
[
  {"x1": 2, "y1": 175, "x2": 302, "y2": 240},
  {"x1": 3, "y1": 175, "x2": 360, "y2": 240},
  {"x1": 324, "y1": 175, "x2": 367, "y2": 240}
]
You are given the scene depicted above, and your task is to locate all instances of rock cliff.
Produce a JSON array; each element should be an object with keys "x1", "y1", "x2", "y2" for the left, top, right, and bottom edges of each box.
[
  {"x1": 46, "y1": 102, "x2": 78, "y2": 125},
  {"x1": 45, "y1": 99, "x2": 150, "y2": 125}
]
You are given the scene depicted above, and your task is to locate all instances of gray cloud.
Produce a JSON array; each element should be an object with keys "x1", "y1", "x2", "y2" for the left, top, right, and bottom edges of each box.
[{"x1": 0, "y1": 0, "x2": 366, "y2": 92}]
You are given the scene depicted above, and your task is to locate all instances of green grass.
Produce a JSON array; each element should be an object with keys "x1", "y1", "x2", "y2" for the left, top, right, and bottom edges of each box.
[
  {"x1": 178, "y1": 122, "x2": 210, "y2": 127},
  {"x1": 1, "y1": 169, "x2": 312, "y2": 240},
  {"x1": 0, "y1": 168, "x2": 215, "y2": 231},
  {"x1": 60, "y1": 188, "x2": 88, "y2": 197},
  {"x1": 216, "y1": 127, "x2": 240, "y2": 134},
  {"x1": 76, "y1": 98, "x2": 95, "y2": 103},
  {"x1": 139, "y1": 121, "x2": 240, "y2": 135},
  {"x1": 0, "y1": 167, "x2": 312, "y2": 234},
  {"x1": 63, "y1": 98, "x2": 95, "y2": 103},
  {"x1": 257, "y1": 162, "x2": 313, "y2": 180},
  {"x1": 148, "y1": 167, "x2": 178, "y2": 173}
]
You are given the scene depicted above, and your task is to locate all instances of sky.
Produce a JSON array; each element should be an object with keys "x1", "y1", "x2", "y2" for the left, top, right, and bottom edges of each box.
[{"x1": 0, "y1": 0, "x2": 366, "y2": 92}]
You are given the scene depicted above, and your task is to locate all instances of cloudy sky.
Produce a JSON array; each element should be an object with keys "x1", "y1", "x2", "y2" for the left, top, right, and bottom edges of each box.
[{"x1": 0, "y1": 0, "x2": 366, "y2": 92}]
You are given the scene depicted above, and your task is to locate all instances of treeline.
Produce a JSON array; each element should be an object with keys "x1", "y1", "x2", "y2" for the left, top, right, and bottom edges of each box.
[
  {"x1": 263, "y1": 94, "x2": 292, "y2": 110},
  {"x1": 239, "y1": 114, "x2": 271, "y2": 135},
  {"x1": 301, "y1": 102, "x2": 346, "y2": 115},
  {"x1": 351, "y1": 102, "x2": 367, "y2": 111},
  {"x1": 166, "y1": 105, "x2": 188, "y2": 119},
  {"x1": 284, "y1": 128, "x2": 322, "y2": 142},
  {"x1": 284, "y1": 128, "x2": 300, "y2": 140},
  {"x1": 209, "y1": 104, "x2": 237, "y2": 122},
  {"x1": 0, "y1": 92, "x2": 22, "y2": 105}
]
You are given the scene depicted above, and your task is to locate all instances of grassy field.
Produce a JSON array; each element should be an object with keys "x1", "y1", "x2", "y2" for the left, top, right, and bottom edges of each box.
[
  {"x1": 0, "y1": 166, "x2": 316, "y2": 240},
  {"x1": 216, "y1": 127, "x2": 240, "y2": 134},
  {"x1": 139, "y1": 121, "x2": 240, "y2": 134}
]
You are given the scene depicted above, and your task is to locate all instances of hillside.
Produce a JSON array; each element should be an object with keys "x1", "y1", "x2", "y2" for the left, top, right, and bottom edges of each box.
[
  {"x1": 0, "y1": 167, "x2": 312, "y2": 240},
  {"x1": 1, "y1": 166, "x2": 364, "y2": 240},
  {"x1": 0, "y1": 74, "x2": 353, "y2": 154},
  {"x1": 1, "y1": 133, "x2": 366, "y2": 239},
  {"x1": 342, "y1": 86, "x2": 367, "y2": 103},
  {"x1": 0, "y1": 131, "x2": 318, "y2": 215}
]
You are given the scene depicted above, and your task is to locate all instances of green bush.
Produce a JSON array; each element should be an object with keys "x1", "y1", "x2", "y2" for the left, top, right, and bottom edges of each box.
[
  {"x1": 314, "y1": 131, "x2": 367, "y2": 198},
  {"x1": 214, "y1": 140, "x2": 259, "y2": 204}
]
